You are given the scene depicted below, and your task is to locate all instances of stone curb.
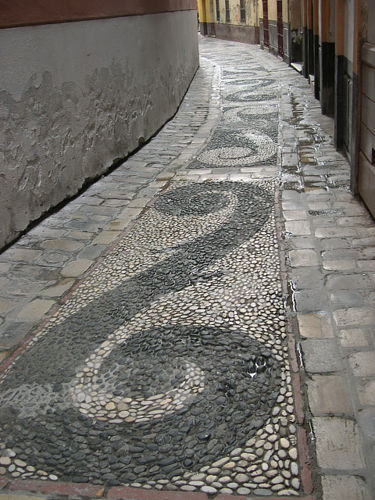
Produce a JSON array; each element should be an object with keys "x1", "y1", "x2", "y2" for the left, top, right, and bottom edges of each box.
[
  {"x1": 274, "y1": 176, "x2": 314, "y2": 498},
  {"x1": 0, "y1": 477, "x2": 316, "y2": 499}
]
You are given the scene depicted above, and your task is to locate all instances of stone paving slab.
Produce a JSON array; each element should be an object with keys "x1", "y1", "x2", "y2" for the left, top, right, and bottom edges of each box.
[
  {"x1": 0, "y1": 35, "x2": 374, "y2": 500},
  {"x1": 277, "y1": 51, "x2": 375, "y2": 499}
]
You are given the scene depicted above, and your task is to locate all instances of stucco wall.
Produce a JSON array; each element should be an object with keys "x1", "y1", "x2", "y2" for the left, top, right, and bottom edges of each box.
[
  {"x1": 289, "y1": 0, "x2": 301, "y2": 29},
  {"x1": 268, "y1": 0, "x2": 277, "y2": 21},
  {"x1": 282, "y1": 0, "x2": 288, "y2": 21},
  {"x1": 0, "y1": 10, "x2": 199, "y2": 249},
  {"x1": 200, "y1": 0, "x2": 259, "y2": 44},
  {"x1": 197, "y1": 0, "x2": 215, "y2": 23},
  {"x1": 215, "y1": 0, "x2": 258, "y2": 26},
  {"x1": 368, "y1": 0, "x2": 375, "y2": 44},
  {"x1": 344, "y1": 0, "x2": 354, "y2": 63}
]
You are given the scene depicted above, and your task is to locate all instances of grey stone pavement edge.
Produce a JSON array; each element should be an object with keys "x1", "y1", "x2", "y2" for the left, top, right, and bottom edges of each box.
[{"x1": 0, "y1": 36, "x2": 374, "y2": 500}]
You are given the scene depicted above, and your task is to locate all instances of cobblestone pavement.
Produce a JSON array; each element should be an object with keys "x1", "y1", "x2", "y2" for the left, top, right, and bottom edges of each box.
[{"x1": 0, "y1": 36, "x2": 374, "y2": 500}]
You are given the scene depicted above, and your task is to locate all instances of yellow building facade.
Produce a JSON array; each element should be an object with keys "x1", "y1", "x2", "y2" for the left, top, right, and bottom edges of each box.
[
  {"x1": 198, "y1": 0, "x2": 375, "y2": 218},
  {"x1": 198, "y1": 0, "x2": 259, "y2": 44},
  {"x1": 259, "y1": 0, "x2": 293, "y2": 62}
]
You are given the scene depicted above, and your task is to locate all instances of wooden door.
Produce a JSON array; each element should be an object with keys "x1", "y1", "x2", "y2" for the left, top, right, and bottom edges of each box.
[{"x1": 277, "y1": 0, "x2": 284, "y2": 57}]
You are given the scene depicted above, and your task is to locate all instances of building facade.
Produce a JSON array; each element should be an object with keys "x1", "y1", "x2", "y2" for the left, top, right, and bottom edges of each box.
[
  {"x1": 358, "y1": 3, "x2": 375, "y2": 216},
  {"x1": 0, "y1": 0, "x2": 198, "y2": 250},
  {"x1": 259, "y1": 0, "x2": 375, "y2": 218},
  {"x1": 198, "y1": 0, "x2": 260, "y2": 44},
  {"x1": 259, "y1": 0, "x2": 290, "y2": 61}
]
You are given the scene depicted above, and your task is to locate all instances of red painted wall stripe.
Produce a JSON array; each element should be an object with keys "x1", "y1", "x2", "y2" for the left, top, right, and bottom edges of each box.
[{"x1": 0, "y1": 0, "x2": 197, "y2": 29}]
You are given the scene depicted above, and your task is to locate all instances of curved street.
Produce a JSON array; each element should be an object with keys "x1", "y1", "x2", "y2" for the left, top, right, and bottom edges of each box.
[{"x1": 0, "y1": 36, "x2": 374, "y2": 500}]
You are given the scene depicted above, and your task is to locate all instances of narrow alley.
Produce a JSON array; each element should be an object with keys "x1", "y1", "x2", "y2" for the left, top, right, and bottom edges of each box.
[{"x1": 0, "y1": 36, "x2": 374, "y2": 500}]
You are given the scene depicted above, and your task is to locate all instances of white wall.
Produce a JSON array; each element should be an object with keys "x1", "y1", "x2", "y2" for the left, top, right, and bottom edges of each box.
[{"x1": 0, "y1": 11, "x2": 199, "y2": 249}]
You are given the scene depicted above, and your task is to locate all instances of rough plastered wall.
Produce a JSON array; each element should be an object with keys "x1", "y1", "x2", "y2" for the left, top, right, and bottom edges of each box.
[
  {"x1": 209, "y1": 0, "x2": 259, "y2": 44},
  {"x1": 215, "y1": 0, "x2": 258, "y2": 26},
  {"x1": 0, "y1": 10, "x2": 199, "y2": 249},
  {"x1": 268, "y1": 0, "x2": 277, "y2": 22}
]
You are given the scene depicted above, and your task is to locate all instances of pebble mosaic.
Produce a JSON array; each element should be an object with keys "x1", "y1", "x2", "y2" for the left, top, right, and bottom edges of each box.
[
  {"x1": 189, "y1": 52, "x2": 278, "y2": 170},
  {"x1": 0, "y1": 39, "x2": 301, "y2": 497},
  {"x1": 0, "y1": 181, "x2": 299, "y2": 495}
]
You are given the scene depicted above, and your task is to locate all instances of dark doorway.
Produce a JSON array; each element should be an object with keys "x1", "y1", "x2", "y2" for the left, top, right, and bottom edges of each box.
[{"x1": 263, "y1": 0, "x2": 269, "y2": 47}]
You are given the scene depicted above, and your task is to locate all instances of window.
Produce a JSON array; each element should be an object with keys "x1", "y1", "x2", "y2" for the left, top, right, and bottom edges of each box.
[
  {"x1": 225, "y1": 0, "x2": 230, "y2": 22},
  {"x1": 216, "y1": 0, "x2": 220, "y2": 22},
  {"x1": 240, "y1": 0, "x2": 246, "y2": 23}
]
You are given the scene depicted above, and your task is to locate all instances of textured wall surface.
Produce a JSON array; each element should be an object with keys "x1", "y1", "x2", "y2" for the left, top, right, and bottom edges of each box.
[
  {"x1": 0, "y1": 10, "x2": 199, "y2": 249},
  {"x1": 214, "y1": 23, "x2": 259, "y2": 44},
  {"x1": 359, "y1": 43, "x2": 375, "y2": 217},
  {"x1": 199, "y1": 0, "x2": 259, "y2": 44},
  {"x1": 216, "y1": 0, "x2": 258, "y2": 26}
]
